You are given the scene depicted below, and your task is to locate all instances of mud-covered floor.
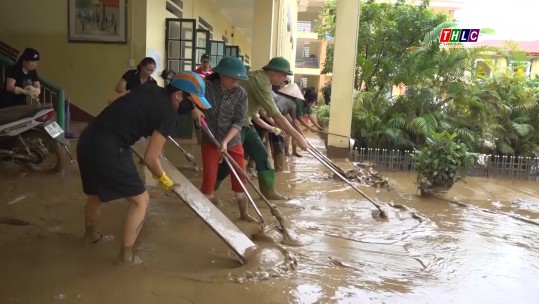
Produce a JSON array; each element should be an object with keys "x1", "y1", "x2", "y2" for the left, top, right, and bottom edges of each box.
[{"x1": 1, "y1": 135, "x2": 538, "y2": 304}]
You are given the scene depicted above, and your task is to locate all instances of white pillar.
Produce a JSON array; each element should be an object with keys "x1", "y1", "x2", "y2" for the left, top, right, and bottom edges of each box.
[
  {"x1": 327, "y1": 0, "x2": 360, "y2": 150},
  {"x1": 251, "y1": 0, "x2": 275, "y2": 70}
]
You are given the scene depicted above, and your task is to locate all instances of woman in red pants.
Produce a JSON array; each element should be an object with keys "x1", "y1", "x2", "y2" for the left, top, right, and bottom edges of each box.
[{"x1": 200, "y1": 57, "x2": 255, "y2": 222}]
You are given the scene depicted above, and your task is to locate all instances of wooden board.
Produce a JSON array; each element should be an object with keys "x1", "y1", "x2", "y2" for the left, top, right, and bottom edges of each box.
[{"x1": 131, "y1": 139, "x2": 256, "y2": 264}]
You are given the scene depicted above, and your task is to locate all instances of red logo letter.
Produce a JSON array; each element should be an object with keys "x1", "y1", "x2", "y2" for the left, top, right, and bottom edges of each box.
[{"x1": 439, "y1": 28, "x2": 452, "y2": 42}]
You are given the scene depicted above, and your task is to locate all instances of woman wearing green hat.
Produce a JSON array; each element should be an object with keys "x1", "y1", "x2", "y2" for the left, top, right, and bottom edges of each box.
[
  {"x1": 214, "y1": 57, "x2": 308, "y2": 200},
  {"x1": 200, "y1": 57, "x2": 255, "y2": 221}
]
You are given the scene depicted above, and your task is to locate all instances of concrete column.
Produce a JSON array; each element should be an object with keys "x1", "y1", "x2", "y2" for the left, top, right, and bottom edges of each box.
[
  {"x1": 251, "y1": 0, "x2": 275, "y2": 70},
  {"x1": 327, "y1": 0, "x2": 360, "y2": 156},
  {"x1": 273, "y1": 0, "x2": 281, "y2": 57}
]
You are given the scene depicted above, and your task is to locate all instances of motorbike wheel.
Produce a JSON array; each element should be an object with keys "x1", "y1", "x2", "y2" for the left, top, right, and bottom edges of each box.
[{"x1": 16, "y1": 130, "x2": 66, "y2": 173}]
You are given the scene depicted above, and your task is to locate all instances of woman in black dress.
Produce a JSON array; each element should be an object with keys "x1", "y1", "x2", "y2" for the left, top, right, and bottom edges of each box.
[{"x1": 78, "y1": 71, "x2": 210, "y2": 264}]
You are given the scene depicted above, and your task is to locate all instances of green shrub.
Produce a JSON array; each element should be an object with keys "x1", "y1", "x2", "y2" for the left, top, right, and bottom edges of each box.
[{"x1": 412, "y1": 131, "x2": 477, "y2": 189}]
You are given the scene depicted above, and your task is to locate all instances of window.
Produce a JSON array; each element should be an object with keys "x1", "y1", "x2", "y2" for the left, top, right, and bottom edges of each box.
[
  {"x1": 300, "y1": 77, "x2": 308, "y2": 88},
  {"x1": 509, "y1": 60, "x2": 531, "y2": 77},
  {"x1": 244, "y1": 54, "x2": 250, "y2": 65},
  {"x1": 474, "y1": 59, "x2": 492, "y2": 78},
  {"x1": 195, "y1": 29, "x2": 211, "y2": 68},
  {"x1": 166, "y1": 18, "x2": 195, "y2": 72},
  {"x1": 166, "y1": 0, "x2": 183, "y2": 18},
  {"x1": 209, "y1": 40, "x2": 225, "y2": 67},
  {"x1": 301, "y1": 43, "x2": 310, "y2": 58}
]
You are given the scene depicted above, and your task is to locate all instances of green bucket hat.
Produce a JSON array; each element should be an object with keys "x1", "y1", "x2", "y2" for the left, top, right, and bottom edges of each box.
[
  {"x1": 213, "y1": 56, "x2": 248, "y2": 80},
  {"x1": 262, "y1": 57, "x2": 293, "y2": 75}
]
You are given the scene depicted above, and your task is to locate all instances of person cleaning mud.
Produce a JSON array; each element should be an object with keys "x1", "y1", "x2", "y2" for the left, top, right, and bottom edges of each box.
[
  {"x1": 77, "y1": 71, "x2": 211, "y2": 264},
  {"x1": 286, "y1": 88, "x2": 323, "y2": 157},
  {"x1": 251, "y1": 83, "x2": 304, "y2": 171},
  {"x1": 199, "y1": 57, "x2": 256, "y2": 221},
  {"x1": 214, "y1": 57, "x2": 309, "y2": 200},
  {"x1": 272, "y1": 83, "x2": 308, "y2": 170}
]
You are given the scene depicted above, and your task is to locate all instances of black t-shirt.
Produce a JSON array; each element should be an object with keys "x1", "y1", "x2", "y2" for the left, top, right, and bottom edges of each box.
[
  {"x1": 121, "y1": 69, "x2": 157, "y2": 91},
  {"x1": 93, "y1": 83, "x2": 178, "y2": 146},
  {"x1": 1, "y1": 65, "x2": 38, "y2": 108}
]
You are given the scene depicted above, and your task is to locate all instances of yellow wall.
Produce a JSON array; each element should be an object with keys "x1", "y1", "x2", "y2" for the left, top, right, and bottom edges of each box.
[
  {"x1": 531, "y1": 57, "x2": 539, "y2": 77},
  {"x1": 0, "y1": 0, "x2": 255, "y2": 116},
  {"x1": 278, "y1": 0, "x2": 298, "y2": 64},
  {"x1": 182, "y1": 0, "x2": 251, "y2": 59},
  {"x1": 0, "y1": 0, "x2": 147, "y2": 116}
]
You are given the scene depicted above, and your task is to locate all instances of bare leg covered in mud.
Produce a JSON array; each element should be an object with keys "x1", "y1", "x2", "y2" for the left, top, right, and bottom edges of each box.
[
  {"x1": 83, "y1": 195, "x2": 104, "y2": 244},
  {"x1": 116, "y1": 191, "x2": 150, "y2": 265},
  {"x1": 203, "y1": 193, "x2": 224, "y2": 208},
  {"x1": 235, "y1": 192, "x2": 258, "y2": 223}
]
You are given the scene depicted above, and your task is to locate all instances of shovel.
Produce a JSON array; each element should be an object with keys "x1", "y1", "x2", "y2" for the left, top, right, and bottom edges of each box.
[{"x1": 307, "y1": 146, "x2": 388, "y2": 218}]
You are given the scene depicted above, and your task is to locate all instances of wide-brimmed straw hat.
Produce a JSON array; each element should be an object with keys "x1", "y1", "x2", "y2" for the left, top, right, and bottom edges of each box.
[{"x1": 277, "y1": 83, "x2": 304, "y2": 101}]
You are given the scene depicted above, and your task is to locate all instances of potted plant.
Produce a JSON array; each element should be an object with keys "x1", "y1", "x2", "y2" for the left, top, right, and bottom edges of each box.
[{"x1": 412, "y1": 131, "x2": 477, "y2": 197}]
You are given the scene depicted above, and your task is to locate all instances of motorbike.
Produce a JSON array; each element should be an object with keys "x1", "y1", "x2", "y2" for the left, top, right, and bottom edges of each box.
[{"x1": 0, "y1": 105, "x2": 75, "y2": 173}]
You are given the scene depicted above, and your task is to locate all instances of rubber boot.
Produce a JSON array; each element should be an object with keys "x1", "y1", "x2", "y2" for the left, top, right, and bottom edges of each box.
[
  {"x1": 258, "y1": 170, "x2": 289, "y2": 200},
  {"x1": 273, "y1": 151, "x2": 285, "y2": 172}
]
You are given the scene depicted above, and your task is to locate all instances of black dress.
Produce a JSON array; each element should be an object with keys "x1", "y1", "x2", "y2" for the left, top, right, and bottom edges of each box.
[{"x1": 76, "y1": 83, "x2": 177, "y2": 202}]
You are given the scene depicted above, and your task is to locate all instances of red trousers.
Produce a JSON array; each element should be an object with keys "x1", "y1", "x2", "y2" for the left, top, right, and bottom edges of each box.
[{"x1": 200, "y1": 143, "x2": 246, "y2": 194}]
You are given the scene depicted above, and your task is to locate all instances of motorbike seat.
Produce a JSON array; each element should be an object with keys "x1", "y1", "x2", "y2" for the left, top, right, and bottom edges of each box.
[{"x1": 0, "y1": 105, "x2": 53, "y2": 125}]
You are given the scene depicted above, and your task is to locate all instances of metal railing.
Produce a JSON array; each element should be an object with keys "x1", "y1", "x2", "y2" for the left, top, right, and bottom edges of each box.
[
  {"x1": 297, "y1": 21, "x2": 312, "y2": 33},
  {"x1": 352, "y1": 148, "x2": 539, "y2": 181},
  {"x1": 0, "y1": 53, "x2": 66, "y2": 129},
  {"x1": 295, "y1": 57, "x2": 320, "y2": 69}
]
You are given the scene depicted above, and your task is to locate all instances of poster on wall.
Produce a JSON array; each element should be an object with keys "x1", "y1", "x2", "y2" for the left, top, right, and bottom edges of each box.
[{"x1": 68, "y1": 0, "x2": 127, "y2": 43}]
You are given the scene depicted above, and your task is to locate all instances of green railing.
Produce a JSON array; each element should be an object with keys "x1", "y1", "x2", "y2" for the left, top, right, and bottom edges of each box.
[{"x1": 0, "y1": 53, "x2": 66, "y2": 129}]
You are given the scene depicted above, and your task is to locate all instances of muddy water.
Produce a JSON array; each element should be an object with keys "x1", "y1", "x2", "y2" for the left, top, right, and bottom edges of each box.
[{"x1": 1, "y1": 137, "x2": 539, "y2": 303}]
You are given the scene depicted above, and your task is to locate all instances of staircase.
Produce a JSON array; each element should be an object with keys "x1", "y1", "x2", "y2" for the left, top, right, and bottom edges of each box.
[{"x1": 0, "y1": 40, "x2": 94, "y2": 137}]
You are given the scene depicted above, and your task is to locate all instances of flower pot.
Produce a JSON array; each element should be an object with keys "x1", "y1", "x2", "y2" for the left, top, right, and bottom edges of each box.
[{"x1": 418, "y1": 185, "x2": 451, "y2": 198}]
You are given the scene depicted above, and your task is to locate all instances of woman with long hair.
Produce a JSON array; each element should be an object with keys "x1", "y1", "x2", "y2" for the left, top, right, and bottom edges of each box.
[{"x1": 115, "y1": 57, "x2": 157, "y2": 94}]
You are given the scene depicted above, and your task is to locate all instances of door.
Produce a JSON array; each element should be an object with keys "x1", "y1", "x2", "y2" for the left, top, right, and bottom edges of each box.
[
  {"x1": 194, "y1": 29, "x2": 211, "y2": 69},
  {"x1": 165, "y1": 18, "x2": 196, "y2": 138}
]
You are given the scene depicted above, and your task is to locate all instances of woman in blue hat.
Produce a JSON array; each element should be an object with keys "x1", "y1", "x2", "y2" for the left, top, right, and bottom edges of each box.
[
  {"x1": 1, "y1": 47, "x2": 41, "y2": 108},
  {"x1": 77, "y1": 71, "x2": 210, "y2": 265}
]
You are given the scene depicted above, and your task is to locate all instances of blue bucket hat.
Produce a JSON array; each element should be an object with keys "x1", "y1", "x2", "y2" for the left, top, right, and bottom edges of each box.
[{"x1": 170, "y1": 71, "x2": 211, "y2": 110}]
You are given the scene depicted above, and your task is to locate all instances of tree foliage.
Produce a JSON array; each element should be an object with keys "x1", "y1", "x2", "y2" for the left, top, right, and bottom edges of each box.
[{"x1": 316, "y1": 0, "x2": 539, "y2": 156}]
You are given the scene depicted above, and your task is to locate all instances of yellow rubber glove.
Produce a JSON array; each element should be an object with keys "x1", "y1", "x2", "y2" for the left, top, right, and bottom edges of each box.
[{"x1": 154, "y1": 172, "x2": 174, "y2": 191}]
